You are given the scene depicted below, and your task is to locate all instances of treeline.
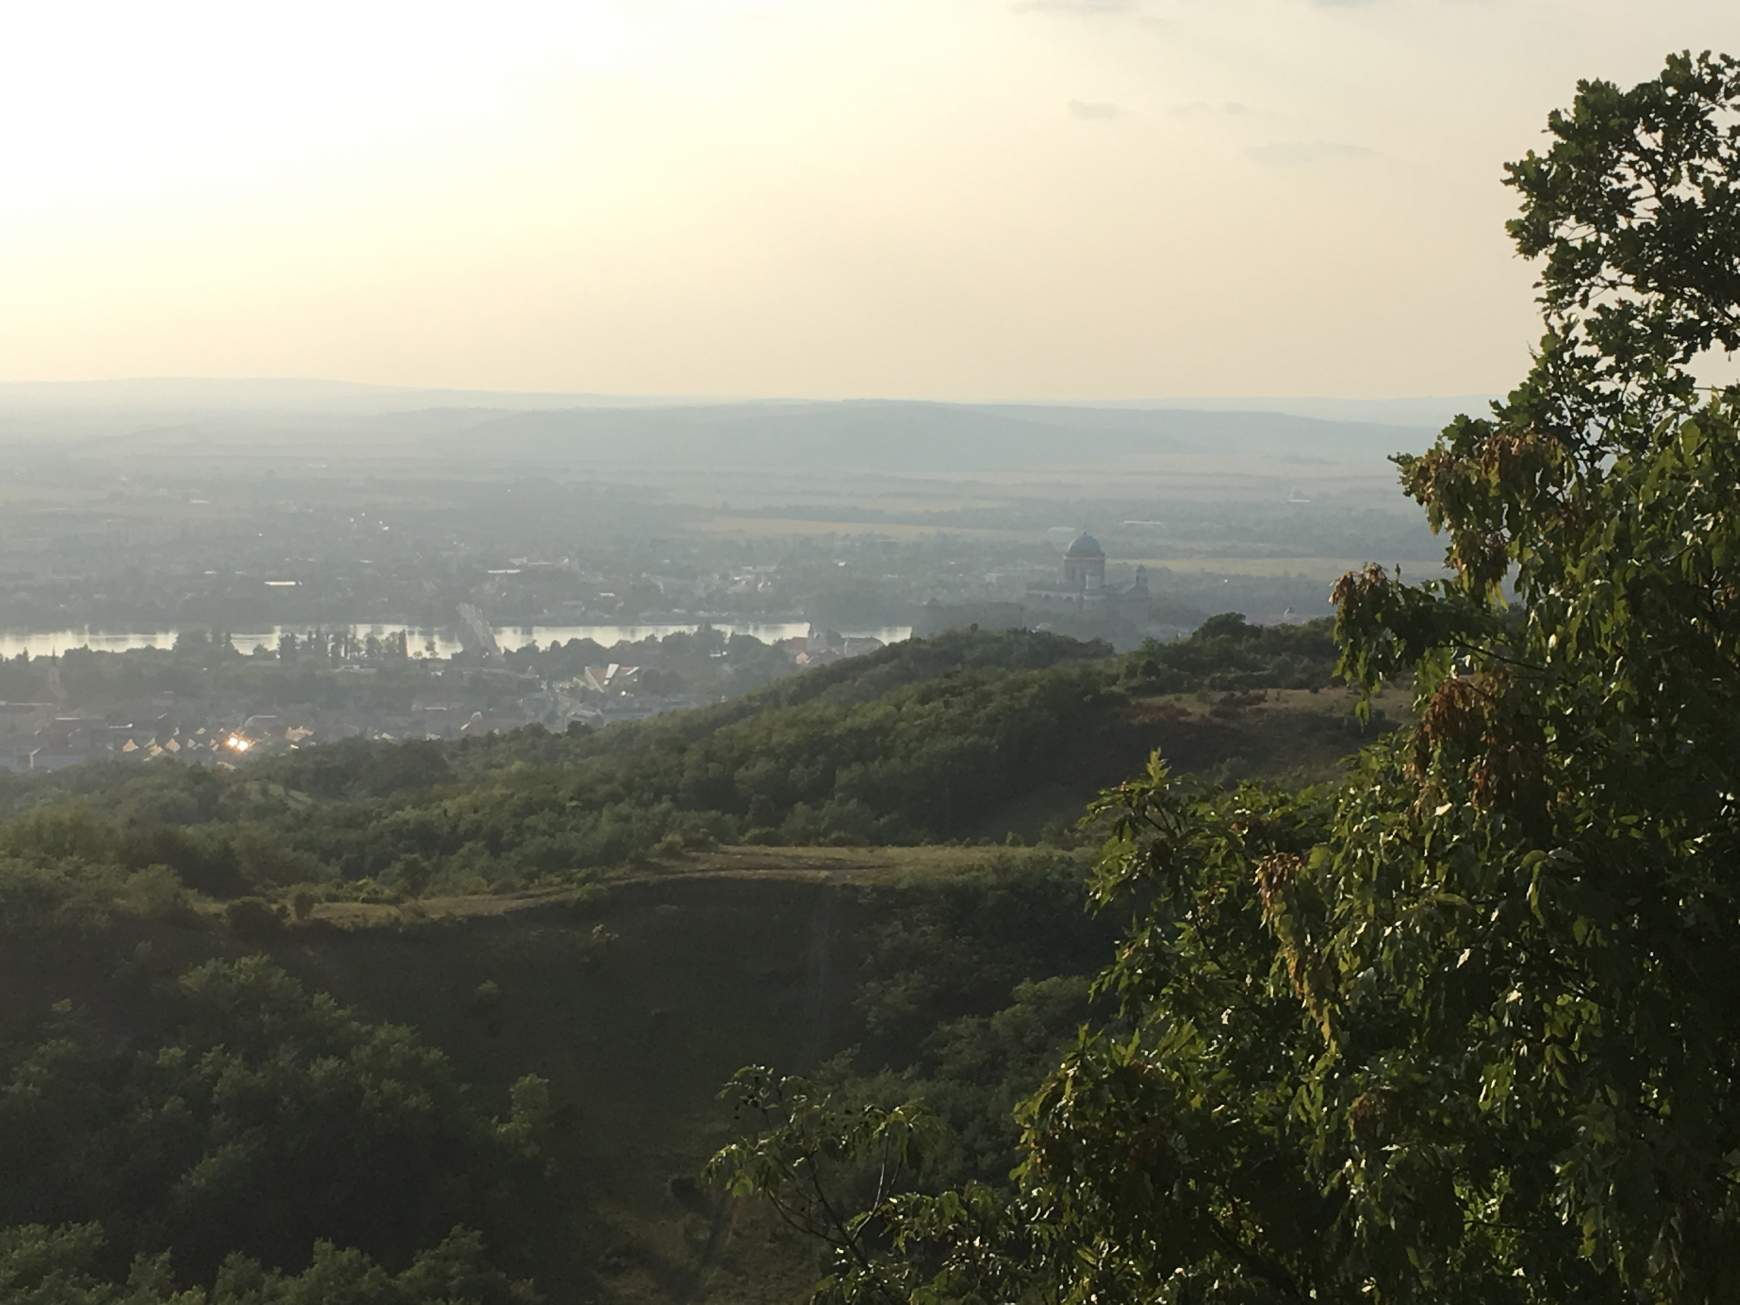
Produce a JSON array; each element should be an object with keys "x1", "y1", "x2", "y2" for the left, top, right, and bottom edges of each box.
[
  {"x1": 0, "y1": 621, "x2": 1341, "y2": 911},
  {"x1": 1, "y1": 1226, "x2": 532, "y2": 1305},
  {"x1": 1121, "y1": 610, "x2": 1336, "y2": 692}
]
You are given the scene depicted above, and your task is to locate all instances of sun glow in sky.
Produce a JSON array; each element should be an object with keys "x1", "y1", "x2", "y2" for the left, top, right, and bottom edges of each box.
[{"x1": 3, "y1": 0, "x2": 1737, "y2": 399}]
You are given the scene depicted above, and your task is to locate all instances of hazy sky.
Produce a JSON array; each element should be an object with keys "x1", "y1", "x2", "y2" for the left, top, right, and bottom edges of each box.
[{"x1": 3, "y1": 1, "x2": 1735, "y2": 400}]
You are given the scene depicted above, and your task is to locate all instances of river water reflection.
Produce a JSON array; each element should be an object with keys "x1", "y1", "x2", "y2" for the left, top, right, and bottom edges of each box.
[{"x1": 0, "y1": 622, "x2": 913, "y2": 660}]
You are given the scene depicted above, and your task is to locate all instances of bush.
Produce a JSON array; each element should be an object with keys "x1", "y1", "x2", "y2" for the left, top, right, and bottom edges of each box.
[
  {"x1": 472, "y1": 979, "x2": 503, "y2": 1014},
  {"x1": 570, "y1": 882, "x2": 611, "y2": 914},
  {"x1": 387, "y1": 853, "x2": 436, "y2": 895},
  {"x1": 117, "y1": 865, "x2": 193, "y2": 923}
]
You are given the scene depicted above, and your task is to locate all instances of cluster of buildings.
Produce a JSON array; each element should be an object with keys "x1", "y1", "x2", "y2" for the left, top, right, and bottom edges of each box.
[
  {"x1": 0, "y1": 704, "x2": 304, "y2": 773},
  {"x1": 0, "y1": 680, "x2": 560, "y2": 774},
  {"x1": 772, "y1": 628, "x2": 888, "y2": 668},
  {"x1": 0, "y1": 626, "x2": 895, "y2": 774}
]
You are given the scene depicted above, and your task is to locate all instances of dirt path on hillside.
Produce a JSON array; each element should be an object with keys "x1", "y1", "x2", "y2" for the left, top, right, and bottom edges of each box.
[{"x1": 309, "y1": 844, "x2": 1014, "y2": 928}]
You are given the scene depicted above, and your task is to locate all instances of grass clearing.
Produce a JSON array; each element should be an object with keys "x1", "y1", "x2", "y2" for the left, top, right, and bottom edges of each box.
[{"x1": 307, "y1": 844, "x2": 1052, "y2": 929}]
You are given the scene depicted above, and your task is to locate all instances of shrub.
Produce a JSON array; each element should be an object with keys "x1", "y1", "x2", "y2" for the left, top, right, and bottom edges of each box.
[
  {"x1": 117, "y1": 865, "x2": 193, "y2": 923},
  {"x1": 569, "y1": 882, "x2": 611, "y2": 914},
  {"x1": 472, "y1": 979, "x2": 503, "y2": 1015}
]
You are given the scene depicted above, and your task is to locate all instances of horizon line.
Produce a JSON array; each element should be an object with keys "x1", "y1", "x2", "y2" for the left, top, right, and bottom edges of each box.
[{"x1": 0, "y1": 373, "x2": 1497, "y2": 408}]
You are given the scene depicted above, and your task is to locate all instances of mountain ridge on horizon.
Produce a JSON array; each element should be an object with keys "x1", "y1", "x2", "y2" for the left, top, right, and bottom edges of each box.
[
  {"x1": 0, "y1": 378, "x2": 1480, "y2": 473},
  {"x1": 0, "y1": 375, "x2": 1490, "y2": 428}
]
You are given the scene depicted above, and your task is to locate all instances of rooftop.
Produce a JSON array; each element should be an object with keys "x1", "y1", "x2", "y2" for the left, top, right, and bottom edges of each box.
[{"x1": 1065, "y1": 531, "x2": 1105, "y2": 559}]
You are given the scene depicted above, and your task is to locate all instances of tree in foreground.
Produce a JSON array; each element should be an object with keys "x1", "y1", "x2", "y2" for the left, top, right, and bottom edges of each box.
[{"x1": 713, "y1": 51, "x2": 1740, "y2": 1304}]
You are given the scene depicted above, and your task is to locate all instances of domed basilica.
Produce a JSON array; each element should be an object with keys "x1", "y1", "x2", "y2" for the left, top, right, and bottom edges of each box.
[
  {"x1": 912, "y1": 531, "x2": 1152, "y2": 647},
  {"x1": 1024, "y1": 531, "x2": 1149, "y2": 624}
]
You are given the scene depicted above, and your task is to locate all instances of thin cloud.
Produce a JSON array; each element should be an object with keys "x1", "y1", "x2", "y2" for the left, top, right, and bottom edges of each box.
[
  {"x1": 1246, "y1": 138, "x2": 1376, "y2": 166},
  {"x1": 1170, "y1": 100, "x2": 1253, "y2": 119},
  {"x1": 1068, "y1": 99, "x2": 1124, "y2": 121},
  {"x1": 1011, "y1": 0, "x2": 1135, "y2": 15}
]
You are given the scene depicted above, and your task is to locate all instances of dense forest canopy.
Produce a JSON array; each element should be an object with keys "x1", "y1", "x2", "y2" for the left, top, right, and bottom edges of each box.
[{"x1": 0, "y1": 955, "x2": 556, "y2": 1303}]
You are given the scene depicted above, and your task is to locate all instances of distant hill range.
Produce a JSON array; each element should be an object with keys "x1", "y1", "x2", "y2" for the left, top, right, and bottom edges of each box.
[{"x1": 0, "y1": 378, "x2": 1490, "y2": 472}]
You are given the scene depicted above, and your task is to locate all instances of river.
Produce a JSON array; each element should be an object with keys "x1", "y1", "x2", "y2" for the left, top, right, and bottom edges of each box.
[{"x1": 0, "y1": 622, "x2": 913, "y2": 660}]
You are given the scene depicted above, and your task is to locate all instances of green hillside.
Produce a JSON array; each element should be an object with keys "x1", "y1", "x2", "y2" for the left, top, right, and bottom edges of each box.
[
  {"x1": 1, "y1": 846, "x2": 1112, "y2": 1302},
  {"x1": 0, "y1": 620, "x2": 1384, "y2": 910},
  {"x1": 0, "y1": 620, "x2": 1390, "y2": 1302}
]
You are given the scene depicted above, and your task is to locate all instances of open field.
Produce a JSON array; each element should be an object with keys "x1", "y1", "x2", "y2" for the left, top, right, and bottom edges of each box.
[
  {"x1": 690, "y1": 512, "x2": 1439, "y2": 582},
  {"x1": 1129, "y1": 555, "x2": 1394, "y2": 580},
  {"x1": 694, "y1": 512, "x2": 1031, "y2": 541}
]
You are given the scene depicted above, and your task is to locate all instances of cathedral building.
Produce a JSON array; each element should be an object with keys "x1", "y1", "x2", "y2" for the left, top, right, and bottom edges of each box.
[
  {"x1": 912, "y1": 531, "x2": 1152, "y2": 646},
  {"x1": 1024, "y1": 532, "x2": 1150, "y2": 625}
]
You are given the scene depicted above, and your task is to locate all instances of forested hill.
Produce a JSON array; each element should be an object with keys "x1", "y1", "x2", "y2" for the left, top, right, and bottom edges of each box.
[
  {"x1": 0, "y1": 619, "x2": 1362, "y2": 912},
  {"x1": 0, "y1": 615, "x2": 1371, "y2": 1302}
]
